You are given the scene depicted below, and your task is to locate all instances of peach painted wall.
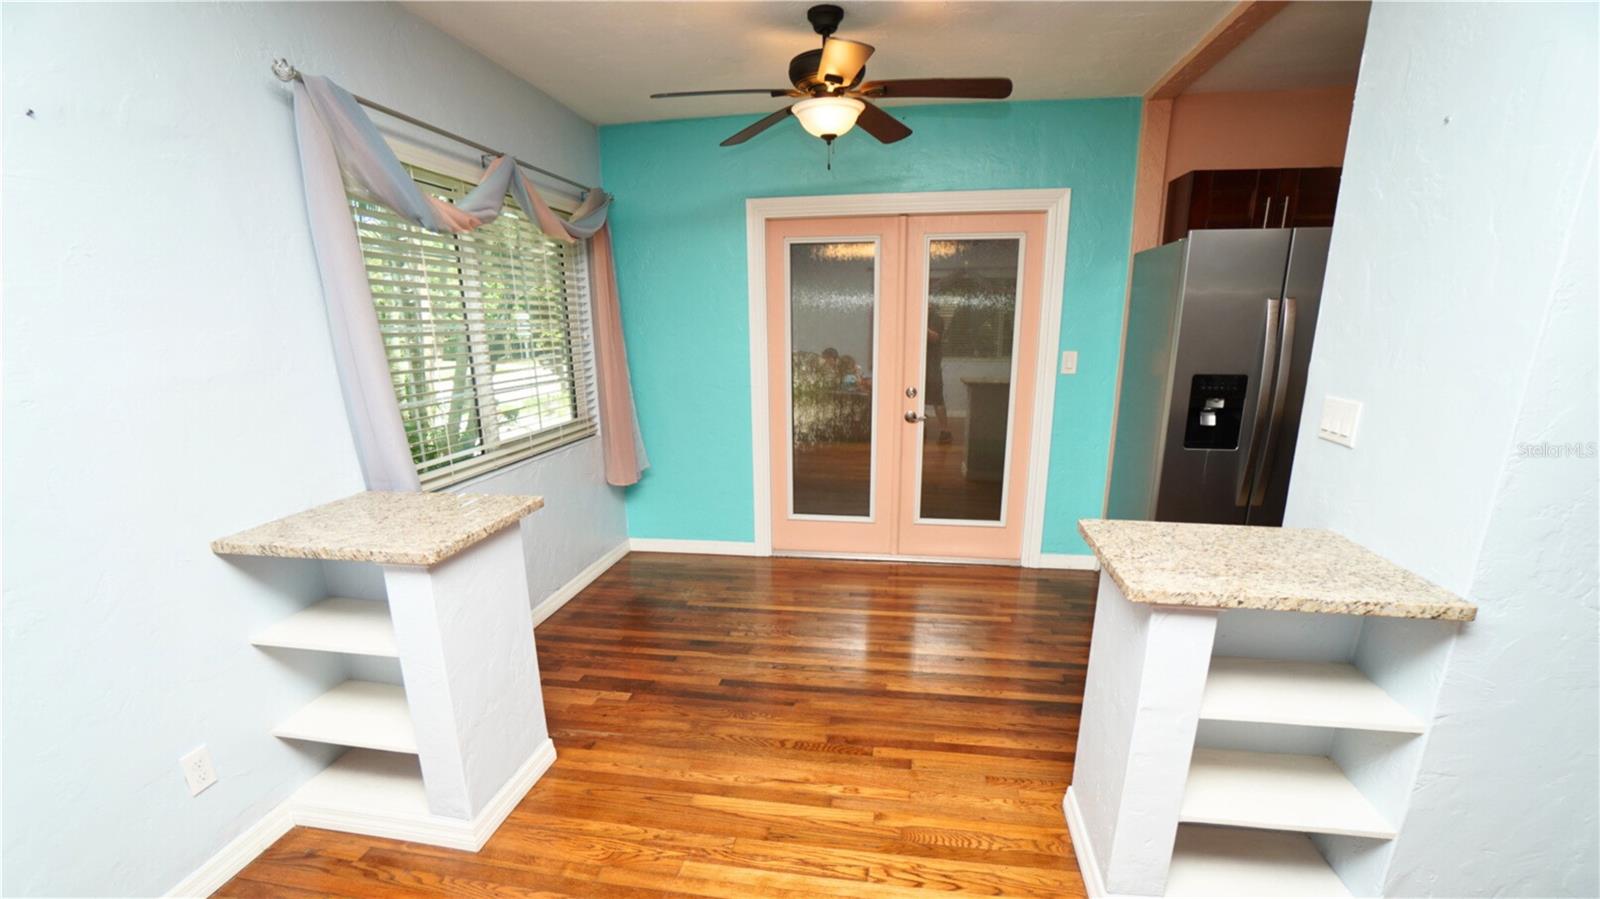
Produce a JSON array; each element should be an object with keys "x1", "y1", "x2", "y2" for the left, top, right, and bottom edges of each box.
[{"x1": 1163, "y1": 85, "x2": 1357, "y2": 182}]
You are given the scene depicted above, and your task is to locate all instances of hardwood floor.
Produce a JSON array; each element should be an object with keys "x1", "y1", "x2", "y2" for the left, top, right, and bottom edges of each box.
[{"x1": 221, "y1": 554, "x2": 1096, "y2": 897}]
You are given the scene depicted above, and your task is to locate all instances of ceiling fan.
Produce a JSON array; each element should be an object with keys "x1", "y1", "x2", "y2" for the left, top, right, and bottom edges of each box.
[{"x1": 650, "y1": 4, "x2": 1013, "y2": 148}]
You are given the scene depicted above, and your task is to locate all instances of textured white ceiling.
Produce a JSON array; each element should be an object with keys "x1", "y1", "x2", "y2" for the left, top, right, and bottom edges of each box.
[
  {"x1": 403, "y1": 1, "x2": 1236, "y2": 125},
  {"x1": 1188, "y1": 1, "x2": 1370, "y2": 93}
]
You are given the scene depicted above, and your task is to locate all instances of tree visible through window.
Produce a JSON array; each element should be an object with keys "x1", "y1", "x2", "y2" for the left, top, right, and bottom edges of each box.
[{"x1": 349, "y1": 164, "x2": 595, "y2": 489}]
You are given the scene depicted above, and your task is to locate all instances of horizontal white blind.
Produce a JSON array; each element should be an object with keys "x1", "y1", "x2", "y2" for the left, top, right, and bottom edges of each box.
[{"x1": 350, "y1": 165, "x2": 595, "y2": 490}]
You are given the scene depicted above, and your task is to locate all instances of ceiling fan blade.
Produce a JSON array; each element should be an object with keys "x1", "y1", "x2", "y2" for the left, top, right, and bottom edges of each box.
[
  {"x1": 720, "y1": 106, "x2": 794, "y2": 146},
  {"x1": 652, "y1": 88, "x2": 797, "y2": 99},
  {"x1": 856, "y1": 78, "x2": 1014, "y2": 100},
  {"x1": 855, "y1": 100, "x2": 911, "y2": 144},
  {"x1": 817, "y1": 38, "x2": 875, "y2": 88}
]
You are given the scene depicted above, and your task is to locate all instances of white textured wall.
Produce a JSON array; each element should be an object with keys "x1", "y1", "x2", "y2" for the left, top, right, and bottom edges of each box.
[
  {"x1": 1282, "y1": 2, "x2": 1599, "y2": 894},
  {"x1": 1073, "y1": 574, "x2": 1155, "y2": 881},
  {"x1": 1071, "y1": 573, "x2": 1218, "y2": 895},
  {"x1": 451, "y1": 439, "x2": 627, "y2": 606},
  {"x1": 0, "y1": 3, "x2": 623, "y2": 896},
  {"x1": 382, "y1": 528, "x2": 547, "y2": 818}
]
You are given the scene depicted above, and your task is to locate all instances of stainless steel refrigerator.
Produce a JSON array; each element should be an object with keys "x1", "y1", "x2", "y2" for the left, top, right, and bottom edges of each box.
[{"x1": 1107, "y1": 227, "x2": 1330, "y2": 526}]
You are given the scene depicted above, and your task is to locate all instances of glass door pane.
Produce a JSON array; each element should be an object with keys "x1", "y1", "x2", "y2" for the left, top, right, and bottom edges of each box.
[
  {"x1": 789, "y1": 240, "x2": 877, "y2": 518},
  {"x1": 917, "y1": 237, "x2": 1021, "y2": 523}
]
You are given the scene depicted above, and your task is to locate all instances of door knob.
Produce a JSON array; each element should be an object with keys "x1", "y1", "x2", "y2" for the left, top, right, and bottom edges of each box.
[{"x1": 905, "y1": 411, "x2": 927, "y2": 423}]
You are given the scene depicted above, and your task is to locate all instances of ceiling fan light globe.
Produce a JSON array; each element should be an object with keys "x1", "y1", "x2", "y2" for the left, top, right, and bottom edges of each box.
[{"x1": 792, "y1": 96, "x2": 865, "y2": 141}]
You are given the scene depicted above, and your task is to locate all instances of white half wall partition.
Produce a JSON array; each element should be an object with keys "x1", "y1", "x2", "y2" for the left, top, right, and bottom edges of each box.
[{"x1": 1282, "y1": 2, "x2": 1600, "y2": 895}]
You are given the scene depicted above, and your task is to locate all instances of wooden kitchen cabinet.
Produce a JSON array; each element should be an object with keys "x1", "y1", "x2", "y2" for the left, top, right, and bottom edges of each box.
[{"x1": 1164, "y1": 167, "x2": 1343, "y2": 243}]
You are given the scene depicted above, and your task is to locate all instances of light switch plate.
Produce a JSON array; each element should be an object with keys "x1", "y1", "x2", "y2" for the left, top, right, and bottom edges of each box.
[
  {"x1": 1060, "y1": 350, "x2": 1078, "y2": 375},
  {"x1": 1318, "y1": 395, "x2": 1362, "y2": 448}
]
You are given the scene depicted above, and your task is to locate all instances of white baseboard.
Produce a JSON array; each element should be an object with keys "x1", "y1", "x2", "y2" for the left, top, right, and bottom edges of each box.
[
  {"x1": 1064, "y1": 785, "x2": 1124, "y2": 899},
  {"x1": 167, "y1": 741, "x2": 557, "y2": 895},
  {"x1": 1032, "y1": 553, "x2": 1101, "y2": 571},
  {"x1": 531, "y1": 541, "x2": 629, "y2": 627},
  {"x1": 627, "y1": 537, "x2": 764, "y2": 556},
  {"x1": 165, "y1": 803, "x2": 295, "y2": 897},
  {"x1": 465, "y1": 739, "x2": 557, "y2": 849}
]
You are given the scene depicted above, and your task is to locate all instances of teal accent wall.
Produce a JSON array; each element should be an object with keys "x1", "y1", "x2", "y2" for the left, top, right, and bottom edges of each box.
[{"x1": 600, "y1": 98, "x2": 1141, "y2": 553}]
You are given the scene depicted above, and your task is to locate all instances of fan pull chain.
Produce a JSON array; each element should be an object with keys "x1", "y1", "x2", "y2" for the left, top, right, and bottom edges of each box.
[{"x1": 826, "y1": 138, "x2": 834, "y2": 171}]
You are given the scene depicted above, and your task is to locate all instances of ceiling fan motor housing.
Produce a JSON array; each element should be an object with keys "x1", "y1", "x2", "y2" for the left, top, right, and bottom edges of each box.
[{"x1": 789, "y1": 48, "x2": 864, "y2": 93}]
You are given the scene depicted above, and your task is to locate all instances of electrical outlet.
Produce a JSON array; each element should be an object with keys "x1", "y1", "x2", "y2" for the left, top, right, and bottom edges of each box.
[
  {"x1": 180, "y1": 745, "x2": 217, "y2": 796},
  {"x1": 1317, "y1": 395, "x2": 1362, "y2": 448},
  {"x1": 1060, "y1": 350, "x2": 1078, "y2": 375}
]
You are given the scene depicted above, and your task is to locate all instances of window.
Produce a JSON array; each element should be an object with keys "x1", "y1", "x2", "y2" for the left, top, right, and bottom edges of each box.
[{"x1": 349, "y1": 164, "x2": 595, "y2": 489}]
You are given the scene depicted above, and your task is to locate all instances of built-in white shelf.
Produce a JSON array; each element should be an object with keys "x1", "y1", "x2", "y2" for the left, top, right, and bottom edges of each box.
[
  {"x1": 1069, "y1": 524, "x2": 1475, "y2": 897},
  {"x1": 250, "y1": 597, "x2": 398, "y2": 657},
  {"x1": 1166, "y1": 825, "x2": 1351, "y2": 898},
  {"x1": 217, "y1": 493, "x2": 552, "y2": 851},
  {"x1": 1201, "y1": 656, "x2": 1425, "y2": 734},
  {"x1": 273, "y1": 680, "x2": 417, "y2": 754},
  {"x1": 290, "y1": 743, "x2": 557, "y2": 851},
  {"x1": 295, "y1": 748, "x2": 431, "y2": 819},
  {"x1": 1181, "y1": 748, "x2": 1397, "y2": 839}
]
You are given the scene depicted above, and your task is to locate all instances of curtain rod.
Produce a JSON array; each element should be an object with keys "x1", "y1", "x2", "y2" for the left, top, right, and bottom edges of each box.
[{"x1": 272, "y1": 59, "x2": 595, "y2": 196}]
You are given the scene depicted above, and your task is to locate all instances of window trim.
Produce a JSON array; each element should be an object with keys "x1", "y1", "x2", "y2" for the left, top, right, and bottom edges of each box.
[{"x1": 361, "y1": 137, "x2": 599, "y2": 491}]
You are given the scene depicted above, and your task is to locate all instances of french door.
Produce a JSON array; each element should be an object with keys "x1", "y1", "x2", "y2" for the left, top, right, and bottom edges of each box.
[{"x1": 766, "y1": 212, "x2": 1046, "y2": 560}]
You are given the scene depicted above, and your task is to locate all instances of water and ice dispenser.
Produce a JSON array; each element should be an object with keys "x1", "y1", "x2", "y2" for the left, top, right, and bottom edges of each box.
[{"x1": 1182, "y1": 374, "x2": 1247, "y2": 450}]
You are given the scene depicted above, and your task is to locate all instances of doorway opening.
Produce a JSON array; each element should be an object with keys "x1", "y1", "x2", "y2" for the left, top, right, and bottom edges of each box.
[{"x1": 762, "y1": 208, "x2": 1053, "y2": 562}]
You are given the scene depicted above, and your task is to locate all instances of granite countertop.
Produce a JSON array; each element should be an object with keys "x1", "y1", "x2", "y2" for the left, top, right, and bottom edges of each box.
[
  {"x1": 1078, "y1": 519, "x2": 1477, "y2": 621},
  {"x1": 212, "y1": 491, "x2": 543, "y2": 567}
]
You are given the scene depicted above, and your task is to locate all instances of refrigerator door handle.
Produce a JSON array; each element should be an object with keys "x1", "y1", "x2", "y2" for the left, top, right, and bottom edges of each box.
[
  {"x1": 1236, "y1": 298, "x2": 1282, "y2": 506},
  {"x1": 1250, "y1": 297, "x2": 1298, "y2": 506}
]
